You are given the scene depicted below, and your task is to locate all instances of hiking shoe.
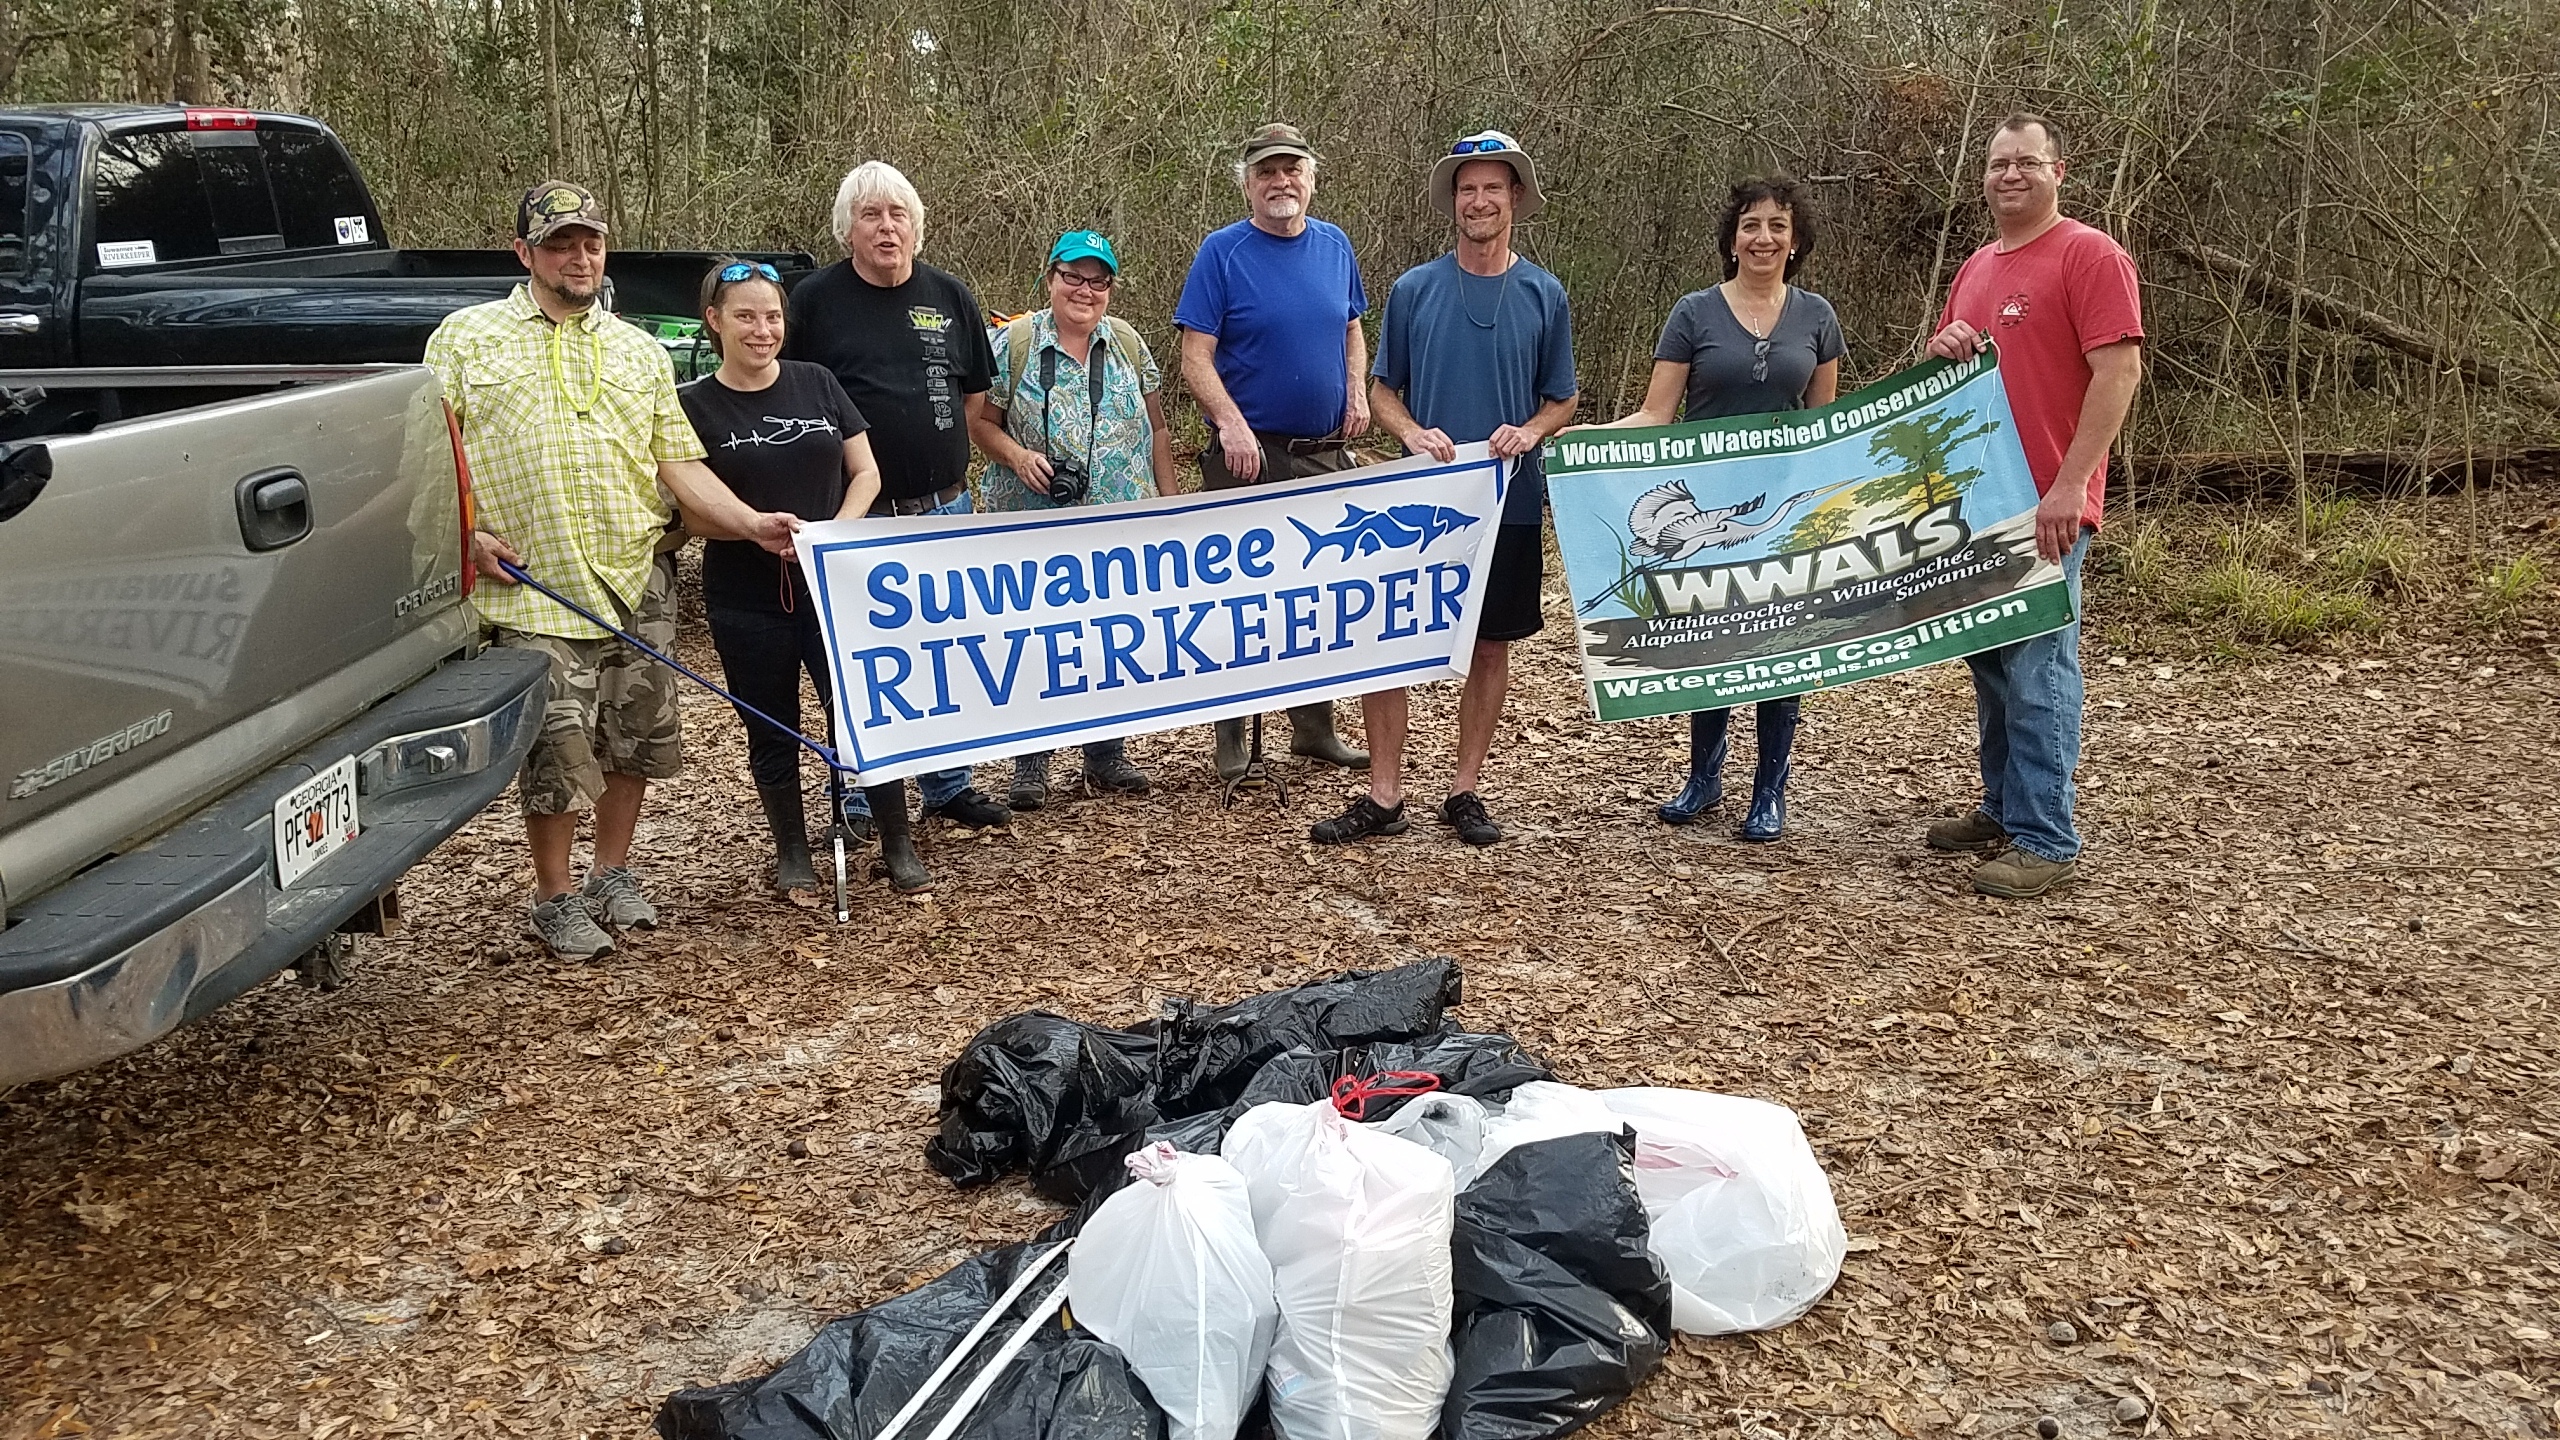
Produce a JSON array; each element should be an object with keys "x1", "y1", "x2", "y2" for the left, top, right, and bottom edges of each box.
[
  {"x1": 1926, "y1": 809, "x2": 2009, "y2": 852},
  {"x1": 529, "y1": 892, "x2": 614, "y2": 958},
  {"x1": 1971, "y1": 845, "x2": 2078, "y2": 898},
  {"x1": 1009, "y1": 753, "x2": 1051, "y2": 812},
  {"x1": 838, "y1": 810, "x2": 876, "y2": 846},
  {"x1": 1083, "y1": 752, "x2": 1152, "y2": 797},
  {"x1": 581, "y1": 866, "x2": 658, "y2": 928},
  {"x1": 1439, "y1": 791, "x2": 1504, "y2": 846},
  {"x1": 1309, "y1": 794, "x2": 1408, "y2": 845},
  {"x1": 927, "y1": 787, "x2": 1012, "y2": 830}
]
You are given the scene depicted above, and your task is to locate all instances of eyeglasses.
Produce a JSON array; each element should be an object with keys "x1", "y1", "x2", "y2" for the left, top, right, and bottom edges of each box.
[
  {"x1": 1449, "y1": 135, "x2": 1518, "y2": 156},
  {"x1": 1052, "y1": 268, "x2": 1115, "y2": 292},
  {"x1": 1984, "y1": 158, "x2": 2056, "y2": 177},
  {"x1": 1751, "y1": 336, "x2": 1772, "y2": 384},
  {"x1": 718, "y1": 261, "x2": 782, "y2": 283}
]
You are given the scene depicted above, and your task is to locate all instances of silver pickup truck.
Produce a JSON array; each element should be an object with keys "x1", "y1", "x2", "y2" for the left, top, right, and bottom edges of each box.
[{"x1": 0, "y1": 365, "x2": 546, "y2": 1086}]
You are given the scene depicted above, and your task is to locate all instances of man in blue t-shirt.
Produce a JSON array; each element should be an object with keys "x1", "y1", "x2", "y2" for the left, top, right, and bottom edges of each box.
[
  {"x1": 1175, "y1": 122, "x2": 1374, "y2": 781},
  {"x1": 1310, "y1": 131, "x2": 1579, "y2": 849}
]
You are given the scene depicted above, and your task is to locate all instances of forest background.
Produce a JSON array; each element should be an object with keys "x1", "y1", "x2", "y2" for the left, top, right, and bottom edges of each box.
[{"x1": 9, "y1": 0, "x2": 2559, "y2": 516}]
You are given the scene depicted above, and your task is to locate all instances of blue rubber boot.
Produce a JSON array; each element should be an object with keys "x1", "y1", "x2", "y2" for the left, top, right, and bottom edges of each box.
[
  {"x1": 1656, "y1": 708, "x2": 1732, "y2": 824},
  {"x1": 1738, "y1": 698, "x2": 1798, "y2": 841}
]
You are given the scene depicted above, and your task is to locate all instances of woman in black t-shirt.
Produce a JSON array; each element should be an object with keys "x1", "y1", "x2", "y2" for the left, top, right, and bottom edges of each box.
[{"x1": 680, "y1": 260, "x2": 928, "y2": 894}]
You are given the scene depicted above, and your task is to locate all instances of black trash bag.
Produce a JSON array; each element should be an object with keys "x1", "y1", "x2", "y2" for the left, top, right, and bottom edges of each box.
[
  {"x1": 1048, "y1": 1046, "x2": 1349, "y2": 1240},
  {"x1": 925, "y1": 1014, "x2": 1160, "y2": 1199},
  {"x1": 1354, "y1": 1030, "x2": 1554, "y2": 1120},
  {"x1": 1442, "y1": 1130, "x2": 1672, "y2": 1440},
  {"x1": 1154, "y1": 959, "x2": 1461, "y2": 1117},
  {"x1": 657, "y1": 1242, "x2": 1166, "y2": 1440}
]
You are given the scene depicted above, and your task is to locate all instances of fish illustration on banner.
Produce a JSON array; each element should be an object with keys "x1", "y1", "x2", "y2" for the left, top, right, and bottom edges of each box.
[
  {"x1": 1546, "y1": 349, "x2": 2076, "y2": 722},
  {"x1": 1291, "y1": 504, "x2": 1482, "y2": 564}
]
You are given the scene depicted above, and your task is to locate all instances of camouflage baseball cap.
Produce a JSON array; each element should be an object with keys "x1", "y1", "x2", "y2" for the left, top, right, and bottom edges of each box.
[
  {"x1": 1239, "y1": 122, "x2": 1318, "y2": 167},
  {"x1": 518, "y1": 180, "x2": 609, "y2": 243}
]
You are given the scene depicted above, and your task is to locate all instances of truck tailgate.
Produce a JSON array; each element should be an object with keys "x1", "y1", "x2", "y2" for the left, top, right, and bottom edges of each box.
[{"x1": 0, "y1": 366, "x2": 471, "y2": 907}]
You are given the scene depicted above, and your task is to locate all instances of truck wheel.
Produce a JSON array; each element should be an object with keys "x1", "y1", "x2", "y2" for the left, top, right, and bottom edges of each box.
[{"x1": 296, "y1": 932, "x2": 356, "y2": 992}]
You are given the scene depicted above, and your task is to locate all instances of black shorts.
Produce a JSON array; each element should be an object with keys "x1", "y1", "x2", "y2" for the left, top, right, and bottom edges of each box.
[{"x1": 1476, "y1": 523, "x2": 1547, "y2": 644}]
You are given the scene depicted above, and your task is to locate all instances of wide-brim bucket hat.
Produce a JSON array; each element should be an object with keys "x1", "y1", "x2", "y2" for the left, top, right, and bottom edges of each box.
[{"x1": 1428, "y1": 131, "x2": 1544, "y2": 220}]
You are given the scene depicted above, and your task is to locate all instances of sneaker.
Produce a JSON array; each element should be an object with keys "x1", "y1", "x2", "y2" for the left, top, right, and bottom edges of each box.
[
  {"x1": 529, "y1": 892, "x2": 614, "y2": 958},
  {"x1": 1926, "y1": 809, "x2": 2009, "y2": 852},
  {"x1": 581, "y1": 866, "x2": 658, "y2": 928},
  {"x1": 1439, "y1": 791, "x2": 1503, "y2": 846},
  {"x1": 927, "y1": 787, "x2": 1012, "y2": 830},
  {"x1": 1083, "y1": 753, "x2": 1152, "y2": 797},
  {"x1": 1309, "y1": 793, "x2": 1409, "y2": 845},
  {"x1": 1971, "y1": 844, "x2": 2078, "y2": 898}
]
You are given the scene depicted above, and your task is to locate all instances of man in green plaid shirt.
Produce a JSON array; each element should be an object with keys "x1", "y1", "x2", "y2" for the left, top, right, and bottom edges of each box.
[{"x1": 428, "y1": 180, "x2": 800, "y2": 959}]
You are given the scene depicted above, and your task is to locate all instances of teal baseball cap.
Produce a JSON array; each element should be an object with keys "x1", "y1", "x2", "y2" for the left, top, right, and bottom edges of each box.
[{"x1": 1048, "y1": 230, "x2": 1120, "y2": 272}]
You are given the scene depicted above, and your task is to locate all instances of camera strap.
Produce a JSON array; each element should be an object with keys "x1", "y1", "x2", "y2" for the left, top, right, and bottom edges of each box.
[{"x1": 1038, "y1": 330, "x2": 1108, "y2": 491}]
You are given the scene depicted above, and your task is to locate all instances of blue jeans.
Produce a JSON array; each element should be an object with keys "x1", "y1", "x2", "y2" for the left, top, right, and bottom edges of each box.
[
  {"x1": 1965, "y1": 527, "x2": 2091, "y2": 862},
  {"x1": 842, "y1": 488, "x2": 976, "y2": 818}
]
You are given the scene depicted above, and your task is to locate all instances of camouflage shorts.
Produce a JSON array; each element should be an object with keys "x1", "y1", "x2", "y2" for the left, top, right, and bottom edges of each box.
[{"x1": 490, "y1": 555, "x2": 683, "y2": 816}]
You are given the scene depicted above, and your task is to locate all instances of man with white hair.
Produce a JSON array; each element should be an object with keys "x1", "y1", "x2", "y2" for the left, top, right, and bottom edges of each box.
[
  {"x1": 1175, "y1": 122, "x2": 1374, "y2": 785},
  {"x1": 786, "y1": 161, "x2": 1009, "y2": 889}
]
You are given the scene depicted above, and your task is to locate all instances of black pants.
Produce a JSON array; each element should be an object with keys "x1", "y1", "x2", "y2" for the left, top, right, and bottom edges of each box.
[{"x1": 706, "y1": 602, "x2": 831, "y2": 790}]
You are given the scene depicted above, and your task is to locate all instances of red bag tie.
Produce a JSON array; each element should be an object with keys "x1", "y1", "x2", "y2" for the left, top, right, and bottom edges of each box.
[{"x1": 1329, "y1": 1070, "x2": 1443, "y2": 1122}]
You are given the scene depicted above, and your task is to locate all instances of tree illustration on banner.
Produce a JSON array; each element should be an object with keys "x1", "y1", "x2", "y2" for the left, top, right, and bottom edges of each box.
[{"x1": 1781, "y1": 408, "x2": 2001, "y2": 551}]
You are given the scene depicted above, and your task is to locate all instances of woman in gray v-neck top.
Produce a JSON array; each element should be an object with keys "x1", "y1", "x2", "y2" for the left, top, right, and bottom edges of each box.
[{"x1": 1570, "y1": 177, "x2": 1844, "y2": 841}]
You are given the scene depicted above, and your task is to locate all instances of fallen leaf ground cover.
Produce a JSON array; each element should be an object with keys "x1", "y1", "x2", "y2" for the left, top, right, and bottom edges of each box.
[{"x1": 4, "y1": 496, "x2": 2555, "y2": 1440}]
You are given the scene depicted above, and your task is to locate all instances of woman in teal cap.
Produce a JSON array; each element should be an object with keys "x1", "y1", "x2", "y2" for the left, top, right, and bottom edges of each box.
[{"x1": 968, "y1": 230, "x2": 1176, "y2": 806}]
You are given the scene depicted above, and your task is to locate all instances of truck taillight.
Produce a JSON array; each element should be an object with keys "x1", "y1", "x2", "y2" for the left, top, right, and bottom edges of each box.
[
  {"x1": 442, "y1": 398, "x2": 475, "y2": 600},
  {"x1": 184, "y1": 108, "x2": 257, "y2": 131}
]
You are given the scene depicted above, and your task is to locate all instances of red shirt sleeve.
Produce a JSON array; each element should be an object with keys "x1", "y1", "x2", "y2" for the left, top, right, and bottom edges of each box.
[{"x1": 2069, "y1": 233, "x2": 2145, "y2": 354}]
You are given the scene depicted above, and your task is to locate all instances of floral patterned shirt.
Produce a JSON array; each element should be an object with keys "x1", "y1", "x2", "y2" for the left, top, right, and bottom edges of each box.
[{"x1": 978, "y1": 309, "x2": 1162, "y2": 510}]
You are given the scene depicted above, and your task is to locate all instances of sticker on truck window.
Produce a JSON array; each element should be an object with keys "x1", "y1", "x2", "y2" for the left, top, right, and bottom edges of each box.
[
  {"x1": 97, "y1": 239, "x2": 158, "y2": 267},
  {"x1": 334, "y1": 215, "x2": 370, "y2": 245}
]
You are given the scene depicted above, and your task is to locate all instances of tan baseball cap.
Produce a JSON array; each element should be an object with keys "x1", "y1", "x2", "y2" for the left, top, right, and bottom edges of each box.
[
  {"x1": 1428, "y1": 131, "x2": 1545, "y2": 220},
  {"x1": 518, "y1": 180, "x2": 609, "y2": 243},
  {"x1": 1239, "y1": 122, "x2": 1318, "y2": 167}
]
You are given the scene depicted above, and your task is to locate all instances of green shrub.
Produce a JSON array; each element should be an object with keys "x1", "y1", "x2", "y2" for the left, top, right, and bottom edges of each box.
[{"x1": 2187, "y1": 559, "x2": 2379, "y2": 645}]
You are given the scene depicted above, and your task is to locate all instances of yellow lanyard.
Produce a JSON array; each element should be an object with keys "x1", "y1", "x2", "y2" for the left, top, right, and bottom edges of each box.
[{"x1": 548, "y1": 316, "x2": 604, "y2": 417}]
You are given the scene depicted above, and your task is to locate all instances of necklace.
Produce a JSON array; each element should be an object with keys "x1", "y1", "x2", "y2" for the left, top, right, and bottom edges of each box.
[
  {"x1": 1459, "y1": 254, "x2": 1515, "y2": 329},
  {"x1": 548, "y1": 317, "x2": 604, "y2": 416},
  {"x1": 1724, "y1": 281, "x2": 1787, "y2": 339}
]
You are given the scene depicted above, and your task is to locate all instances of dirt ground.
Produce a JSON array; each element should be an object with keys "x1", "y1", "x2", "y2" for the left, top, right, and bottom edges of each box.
[{"x1": 5, "y1": 530, "x2": 2557, "y2": 1440}]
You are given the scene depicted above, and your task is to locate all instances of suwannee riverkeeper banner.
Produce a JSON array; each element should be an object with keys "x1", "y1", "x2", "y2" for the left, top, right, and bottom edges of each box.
[
  {"x1": 797, "y1": 449, "x2": 1507, "y2": 783},
  {"x1": 1546, "y1": 349, "x2": 2075, "y2": 722}
]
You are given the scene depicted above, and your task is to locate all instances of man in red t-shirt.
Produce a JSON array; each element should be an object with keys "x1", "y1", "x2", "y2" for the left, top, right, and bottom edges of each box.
[{"x1": 1922, "y1": 113, "x2": 2144, "y2": 898}]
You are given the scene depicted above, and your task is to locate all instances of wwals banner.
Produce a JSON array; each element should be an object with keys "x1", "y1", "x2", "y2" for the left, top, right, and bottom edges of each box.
[
  {"x1": 799, "y1": 450, "x2": 1507, "y2": 782},
  {"x1": 1547, "y1": 350, "x2": 2073, "y2": 722}
]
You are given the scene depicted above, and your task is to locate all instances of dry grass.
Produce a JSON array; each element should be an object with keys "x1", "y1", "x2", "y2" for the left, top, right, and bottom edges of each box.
[{"x1": 3, "y1": 496, "x2": 2557, "y2": 1440}]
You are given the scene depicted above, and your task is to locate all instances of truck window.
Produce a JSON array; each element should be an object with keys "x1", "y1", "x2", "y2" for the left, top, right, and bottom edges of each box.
[
  {"x1": 91, "y1": 126, "x2": 292, "y2": 267},
  {"x1": 262, "y1": 127, "x2": 376, "y2": 250},
  {"x1": 0, "y1": 133, "x2": 27, "y2": 274}
]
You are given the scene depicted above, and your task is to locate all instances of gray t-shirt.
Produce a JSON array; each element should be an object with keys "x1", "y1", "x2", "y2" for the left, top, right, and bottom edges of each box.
[{"x1": 1653, "y1": 285, "x2": 1845, "y2": 419}]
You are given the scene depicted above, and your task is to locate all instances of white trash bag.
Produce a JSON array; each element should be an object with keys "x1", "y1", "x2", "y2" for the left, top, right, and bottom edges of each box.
[
  {"x1": 1375, "y1": 1091, "x2": 1490, "y2": 1190},
  {"x1": 1596, "y1": 1087, "x2": 1848, "y2": 1334},
  {"x1": 1065, "y1": 1143, "x2": 1279, "y2": 1440},
  {"x1": 1471, "y1": 1079, "x2": 1625, "y2": 1180},
  {"x1": 1224, "y1": 1098, "x2": 1456, "y2": 1440}
]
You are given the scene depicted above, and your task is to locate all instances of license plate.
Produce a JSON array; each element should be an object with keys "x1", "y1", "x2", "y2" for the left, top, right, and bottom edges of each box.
[{"x1": 274, "y1": 755, "x2": 360, "y2": 888}]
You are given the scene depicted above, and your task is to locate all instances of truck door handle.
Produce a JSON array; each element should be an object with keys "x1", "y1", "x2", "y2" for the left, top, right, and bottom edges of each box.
[
  {"x1": 0, "y1": 313, "x2": 39, "y2": 335},
  {"x1": 235, "y1": 467, "x2": 313, "y2": 551}
]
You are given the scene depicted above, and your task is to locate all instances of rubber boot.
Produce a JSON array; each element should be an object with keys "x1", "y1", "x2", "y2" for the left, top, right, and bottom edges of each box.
[
  {"x1": 1287, "y1": 701, "x2": 1370, "y2": 769},
  {"x1": 1738, "y1": 699, "x2": 1797, "y2": 842},
  {"x1": 866, "y1": 781, "x2": 932, "y2": 893},
  {"x1": 756, "y1": 781, "x2": 818, "y2": 890},
  {"x1": 1657, "y1": 708, "x2": 1732, "y2": 825},
  {"x1": 1214, "y1": 717, "x2": 1256, "y2": 785}
]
